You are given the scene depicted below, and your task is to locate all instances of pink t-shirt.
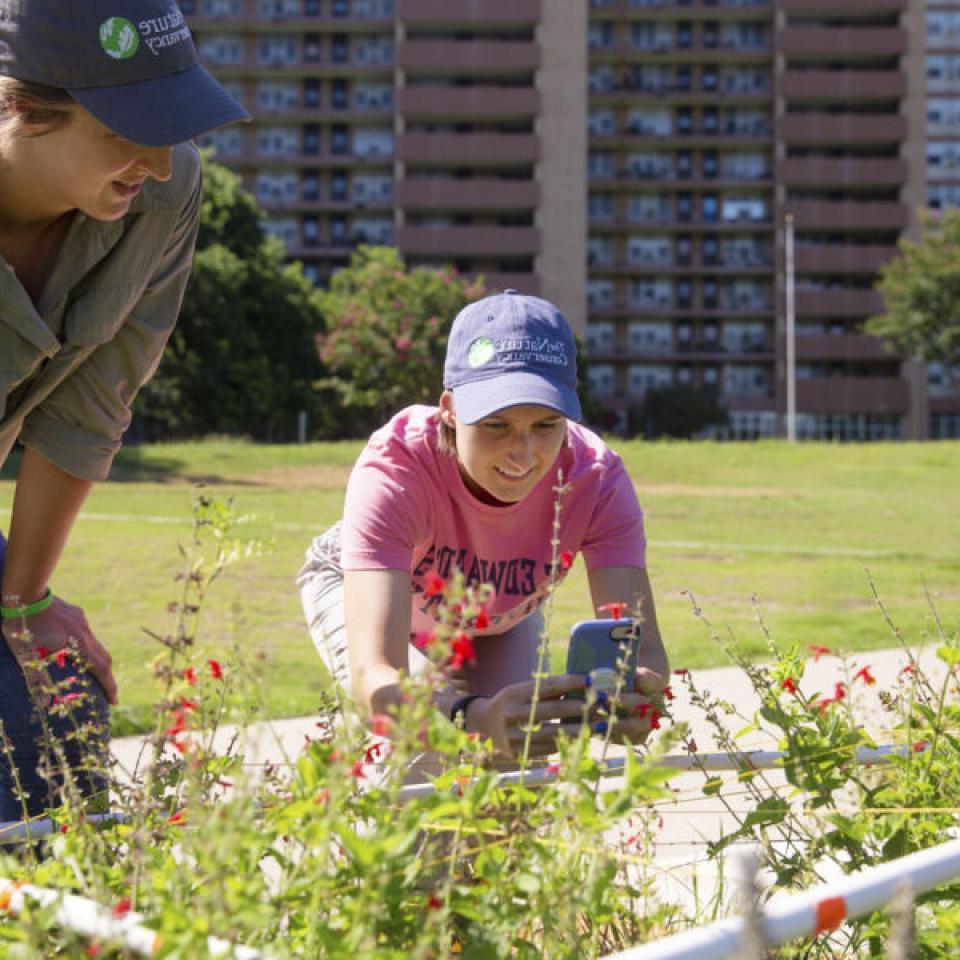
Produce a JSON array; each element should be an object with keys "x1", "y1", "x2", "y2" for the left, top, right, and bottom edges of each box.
[{"x1": 340, "y1": 405, "x2": 646, "y2": 637}]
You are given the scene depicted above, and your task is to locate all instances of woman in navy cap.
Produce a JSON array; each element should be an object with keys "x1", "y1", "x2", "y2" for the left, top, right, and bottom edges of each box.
[
  {"x1": 299, "y1": 290, "x2": 669, "y2": 762},
  {"x1": 0, "y1": 1, "x2": 248, "y2": 820}
]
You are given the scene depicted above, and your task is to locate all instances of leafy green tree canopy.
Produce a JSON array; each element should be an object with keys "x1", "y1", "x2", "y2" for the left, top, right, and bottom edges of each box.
[
  {"x1": 135, "y1": 152, "x2": 333, "y2": 441},
  {"x1": 867, "y1": 209, "x2": 960, "y2": 390},
  {"x1": 631, "y1": 384, "x2": 729, "y2": 439},
  {"x1": 315, "y1": 245, "x2": 486, "y2": 434}
]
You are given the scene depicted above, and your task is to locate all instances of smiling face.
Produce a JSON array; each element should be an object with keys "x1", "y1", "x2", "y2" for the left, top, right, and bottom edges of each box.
[
  {"x1": 440, "y1": 392, "x2": 567, "y2": 506},
  {"x1": 3, "y1": 101, "x2": 173, "y2": 225}
]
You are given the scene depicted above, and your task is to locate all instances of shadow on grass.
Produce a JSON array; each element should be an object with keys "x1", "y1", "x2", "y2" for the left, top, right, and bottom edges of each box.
[{"x1": 1, "y1": 446, "x2": 255, "y2": 486}]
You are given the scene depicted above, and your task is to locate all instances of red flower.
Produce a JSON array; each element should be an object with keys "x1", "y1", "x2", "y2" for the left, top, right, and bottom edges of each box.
[
  {"x1": 86, "y1": 945, "x2": 101, "y2": 958},
  {"x1": 370, "y1": 714, "x2": 393, "y2": 737},
  {"x1": 167, "y1": 809, "x2": 187, "y2": 826},
  {"x1": 180, "y1": 695, "x2": 198, "y2": 711},
  {"x1": 809, "y1": 644, "x2": 832, "y2": 662},
  {"x1": 364, "y1": 741, "x2": 384, "y2": 764},
  {"x1": 55, "y1": 649, "x2": 68, "y2": 669},
  {"x1": 636, "y1": 703, "x2": 654, "y2": 718},
  {"x1": 673, "y1": 668, "x2": 690, "y2": 677},
  {"x1": 207, "y1": 659, "x2": 223, "y2": 680},
  {"x1": 315, "y1": 789, "x2": 330, "y2": 806},
  {"x1": 780, "y1": 677, "x2": 798, "y2": 695},
  {"x1": 853, "y1": 666, "x2": 877, "y2": 686},
  {"x1": 833, "y1": 682, "x2": 846, "y2": 701},
  {"x1": 649, "y1": 708, "x2": 661, "y2": 730},
  {"x1": 424, "y1": 572, "x2": 445, "y2": 597},
  {"x1": 35, "y1": 645, "x2": 49, "y2": 660},
  {"x1": 394, "y1": 336, "x2": 412, "y2": 351},
  {"x1": 52, "y1": 692, "x2": 82, "y2": 706},
  {"x1": 559, "y1": 551, "x2": 574, "y2": 571},
  {"x1": 599, "y1": 601, "x2": 627, "y2": 620},
  {"x1": 165, "y1": 708, "x2": 189, "y2": 738},
  {"x1": 427, "y1": 893, "x2": 443, "y2": 911},
  {"x1": 913, "y1": 740, "x2": 929, "y2": 753},
  {"x1": 474, "y1": 607, "x2": 489, "y2": 630},
  {"x1": 183, "y1": 667, "x2": 197, "y2": 686},
  {"x1": 450, "y1": 633, "x2": 477, "y2": 671},
  {"x1": 112, "y1": 897, "x2": 132, "y2": 918},
  {"x1": 59, "y1": 824, "x2": 69, "y2": 834},
  {"x1": 350, "y1": 760, "x2": 366, "y2": 779},
  {"x1": 899, "y1": 664, "x2": 916, "y2": 681},
  {"x1": 546, "y1": 762, "x2": 561, "y2": 776},
  {"x1": 662, "y1": 685, "x2": 674, "y2": 701},
  {"x1": 413, "y1": 631, "x2": 433, "y2": 651}
]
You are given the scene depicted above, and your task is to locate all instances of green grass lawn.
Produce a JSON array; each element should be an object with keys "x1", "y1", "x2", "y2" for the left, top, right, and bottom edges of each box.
[{"x1": 2, "y1": 438, "x2": 958, "y2": 730}]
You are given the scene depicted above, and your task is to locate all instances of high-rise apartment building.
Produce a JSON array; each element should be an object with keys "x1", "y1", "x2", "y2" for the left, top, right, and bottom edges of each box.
[
  {"x1": 183, "y1": 0, "x2": 585, "y2": 317},
  {"x1": 925, "y1": 0, "x2": 960, "y2": 439},
  {"x1": 185, "y1": 0, "x2": 956, "y2": 440}
]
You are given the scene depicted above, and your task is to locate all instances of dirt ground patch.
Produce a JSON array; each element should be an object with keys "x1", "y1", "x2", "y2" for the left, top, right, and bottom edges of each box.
[
  {"x1": 639, "y1": 483, "x2": 785, "y2": 498},
  {"x1": 251, "y1": 464, "x2": 353, "y2": 488}
]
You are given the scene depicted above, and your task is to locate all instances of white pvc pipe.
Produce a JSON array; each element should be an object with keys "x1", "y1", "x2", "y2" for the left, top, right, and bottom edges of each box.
[
  {"x1": 603, "y1": 838, "x2": 960, "y2": 960},
  {"x1": 0, "y1": 745, "x2": 917, "y2": 838},
  {"x1": 395, "y1": 744, "x2": 915, "y2": 802},
  {"x1": 0, "y1": 878, "x2": 270, "y2": 959}
]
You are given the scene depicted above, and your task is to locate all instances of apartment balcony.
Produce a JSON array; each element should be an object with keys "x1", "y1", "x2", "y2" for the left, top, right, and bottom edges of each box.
[
  {"x1": 794, "y1": 289, "x2": 886, "y2": 316},
  {"x1": 779, "y1": 158, "x2": 906, "y2": 187},
  {"x1": 396, "y1": 225, "x2": 540, "y2": 256},
  {"x1": 397, "y1": 40, "x2": 539, "y2": 72},
  {"x1": 779, "y1": 70, "x2": 907, "y2": 101},
  {"x1": 778, "y1": 114, "x2": 908, "y2": 144},
  {"x1": 779, "y1": 0, "x2": 906, "y2": 11},
  {"x1": 777, "y1": 27, "x2": 907, "y2": 58},
  {"x1": 795, "y1": 245, "x2": 899, "y2": 273},
  {"x1": 396, "y1": 87, "x2": 540, "y2": 118},
  {"x1": 397, "y1": 132, "x2": 538, "y2": 165},
  {"x1": 784, "y1": 201, "x2": 909, "y2": 231},
  {"x1": 395, "y1": 179, "x2": 539, "y2": 210},
  {"x1": 473, "y1": 272, "x2": 541, "y2": 296},
  {"x1": 795, "y1": 334, "x2": 895, "y2": 362},
  {"x1": 796, "y1": 376, "x2": 909, "y2": 415},
  {"x1": 397, "y1": 0, "x2": 541, "y2": 23}
]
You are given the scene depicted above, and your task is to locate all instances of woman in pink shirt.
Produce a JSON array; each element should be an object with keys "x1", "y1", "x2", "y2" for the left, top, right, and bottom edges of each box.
[{"x1": 299, "y1": 290, "x2": 668, "y2": 757}]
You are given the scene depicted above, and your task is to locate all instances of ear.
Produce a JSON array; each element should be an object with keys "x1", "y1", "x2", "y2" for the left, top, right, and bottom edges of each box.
[{"x1": 438, "y1": 390, "x2": 457, "y2": 427}]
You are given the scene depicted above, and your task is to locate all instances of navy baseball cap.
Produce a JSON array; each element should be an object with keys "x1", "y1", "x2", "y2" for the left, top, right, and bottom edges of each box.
[
  {"x1": 443, "y1": 290, "x2": 581, "y2": 425},
  {"x1": 0, "y1": 0, "x2": 249, "y2": 147}
]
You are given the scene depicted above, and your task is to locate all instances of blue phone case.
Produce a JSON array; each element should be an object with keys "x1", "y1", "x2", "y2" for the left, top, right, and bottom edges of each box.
[{"x1": 566, "y1": 618, "x2": 642, "y2": 678}]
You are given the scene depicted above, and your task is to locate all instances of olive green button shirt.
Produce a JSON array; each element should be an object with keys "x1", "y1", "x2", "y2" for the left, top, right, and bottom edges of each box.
[{"x1": 0, "y1": 142, "x2": 202, "y2": 482}]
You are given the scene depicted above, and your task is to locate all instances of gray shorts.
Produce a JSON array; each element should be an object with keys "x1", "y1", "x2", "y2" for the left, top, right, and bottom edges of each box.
[{"x1": 297, "y1": 522, "x2": 546, "y2": 699}]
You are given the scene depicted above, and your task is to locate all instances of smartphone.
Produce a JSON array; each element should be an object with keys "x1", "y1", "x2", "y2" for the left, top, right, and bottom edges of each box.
[{"x1": 566, "y1": 618, "x2": 642, "y2": 683}]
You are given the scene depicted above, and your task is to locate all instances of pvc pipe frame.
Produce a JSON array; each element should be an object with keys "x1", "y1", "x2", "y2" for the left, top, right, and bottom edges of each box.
[
  {"x1": 602, "y1": 838, "x2": 960, "y2": 960},
  {"x1": 0, "y1": 878, "x2": 270, "y2": 959},
  {"x1": 0, "y1": 745, "x2": 914, "y2": 839}
]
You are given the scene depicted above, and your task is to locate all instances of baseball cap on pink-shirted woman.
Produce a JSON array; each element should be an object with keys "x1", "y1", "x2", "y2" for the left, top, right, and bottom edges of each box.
[
  {"x1": 443, "y1": 289, "x2": 582, "y2": 425},
  {"x1": 0, "y1": 0, "x2": 249, "y2": 147}
]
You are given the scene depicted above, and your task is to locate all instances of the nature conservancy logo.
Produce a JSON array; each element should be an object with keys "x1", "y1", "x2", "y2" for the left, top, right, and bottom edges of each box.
[
  {"x1": 99, "y1": 16, "x2": 139, "y2": 59},
  {"x1": 99, "y1": 6, "x2": 191, "y2": 59},
  {"x1": 467, "y1": 337, "x2": 495, "y2": 368}
]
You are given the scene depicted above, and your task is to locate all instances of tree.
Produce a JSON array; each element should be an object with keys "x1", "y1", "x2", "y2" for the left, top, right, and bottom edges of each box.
[
  {"x1": 867, "y1": 208, "x2": 960, "y2": 392},
  {"x1": 134, "y1": 153, "x2": 334, "y2": 441},
  {"x1": 315, "y1": 246, "x2": 486, "y2": 434},
  {"x1": 630, "y1": 384, "x2": 729, "y2": 439}
]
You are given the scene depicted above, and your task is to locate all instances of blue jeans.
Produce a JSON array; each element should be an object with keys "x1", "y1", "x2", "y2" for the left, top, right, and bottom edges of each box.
[{"x1": 0, "y1": 534, "x2": 110, "y2": 821}]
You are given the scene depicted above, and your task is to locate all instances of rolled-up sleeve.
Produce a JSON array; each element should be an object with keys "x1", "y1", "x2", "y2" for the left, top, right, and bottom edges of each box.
[{"x1": 19, "y1": 148, "x2": 202, "y2": 481}]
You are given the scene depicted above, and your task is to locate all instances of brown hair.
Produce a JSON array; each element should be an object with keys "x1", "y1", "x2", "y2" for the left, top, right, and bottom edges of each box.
[{"x1": 0, "y1": 77, "x2": 74, "y2": 146}]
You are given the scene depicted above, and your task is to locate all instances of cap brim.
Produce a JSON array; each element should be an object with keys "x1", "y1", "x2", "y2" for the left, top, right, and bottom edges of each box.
[
  {"x1": 452, "y1": 371, "x2": 582, "y2": 425},
  {"x1": 70, "y1": 63, "x2": 250, "y2": 148}
]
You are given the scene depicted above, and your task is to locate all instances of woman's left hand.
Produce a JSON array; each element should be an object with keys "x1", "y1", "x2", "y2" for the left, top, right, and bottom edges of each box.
[
  {"x1": 2, "y1": 596, "x2": 118, "y2": 707},
  {"x1": 589, "y1": 667, "x2": 667, "y2": 746}
]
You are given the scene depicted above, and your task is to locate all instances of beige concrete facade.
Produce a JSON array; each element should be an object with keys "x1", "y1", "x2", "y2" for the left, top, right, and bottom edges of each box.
[{"x1": 534, "y1": 1, "x2": 588, "y2": 335}]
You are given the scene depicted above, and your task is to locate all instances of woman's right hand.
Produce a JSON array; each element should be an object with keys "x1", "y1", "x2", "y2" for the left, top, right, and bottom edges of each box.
[
  {"x1": 2, "y1": 596, "x2": 118, "y2": 707},
  {"x1": 467, "y1": 673, "x2": 590, "y2": 758}
]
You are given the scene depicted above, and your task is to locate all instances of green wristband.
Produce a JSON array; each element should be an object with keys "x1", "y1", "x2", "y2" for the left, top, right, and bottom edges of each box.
[{"x1": 0, "y1": 588, "x2": 54, "y2": 619}]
